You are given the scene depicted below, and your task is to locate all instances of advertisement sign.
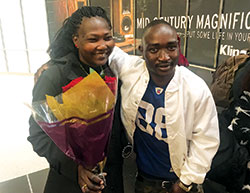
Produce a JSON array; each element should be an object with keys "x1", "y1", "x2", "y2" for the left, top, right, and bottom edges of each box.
[
  {"x1": 161, "y1": 0, "x2": 187, "y2": 55},
  {"x1": 218, "y1": 0, "x2": 250, "y2": 64},
  {"x1": 186, "y1": 0, "x2": 221, "y2": 68},
  {"x1": 45, "y1": 0, "x2": 250, "y2": 70}
]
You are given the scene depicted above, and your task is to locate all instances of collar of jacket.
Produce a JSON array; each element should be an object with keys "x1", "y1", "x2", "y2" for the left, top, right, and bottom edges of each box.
[
  {"x1": 165, "y1": 66, "x2": 181, "y2": 93},
  {"x1": 51, "y1": 52, "x2": 108, "y2": 81}
]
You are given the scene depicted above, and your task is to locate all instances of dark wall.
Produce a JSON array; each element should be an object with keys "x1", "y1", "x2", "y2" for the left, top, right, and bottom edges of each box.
[
  {"x1": 45, "y1": 0, "x2": 250, "y2": 70},
  {"x1": 45, "y1": 0, "x2": 78, "y2": 43}
]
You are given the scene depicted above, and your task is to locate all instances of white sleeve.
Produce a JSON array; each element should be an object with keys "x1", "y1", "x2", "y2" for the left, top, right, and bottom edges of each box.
[
  {"x1": 180, "y1": 86, "x2": 220, "y2": 185},
  {"x1": 108, "y1": 46, "x2": 142, "y2": 77}
]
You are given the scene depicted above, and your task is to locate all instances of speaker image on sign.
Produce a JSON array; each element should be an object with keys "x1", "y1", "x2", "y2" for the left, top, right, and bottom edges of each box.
[
  {"x1": 121, "y1": 16, "x2": 132, "y2": 33},
  {"x1": 76, "y1": 0, "x2": 88, "y2": 8},
  {"x1": 112, "y1": 0, "x2": 134, "y2": 53},
  {"x1": 119, "y1": 0, "x2": 134, "y2": 37}
]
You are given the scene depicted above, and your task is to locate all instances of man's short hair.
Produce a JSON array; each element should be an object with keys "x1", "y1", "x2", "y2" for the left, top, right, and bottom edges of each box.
[{"x1": 142, "y1": 20, "x2": 176, "y2": 38}]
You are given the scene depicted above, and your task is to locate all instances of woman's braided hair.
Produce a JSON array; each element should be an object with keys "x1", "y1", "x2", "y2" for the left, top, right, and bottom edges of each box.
[{"x1": 47, "y1": 6, "x2": 111, "y2": 59}]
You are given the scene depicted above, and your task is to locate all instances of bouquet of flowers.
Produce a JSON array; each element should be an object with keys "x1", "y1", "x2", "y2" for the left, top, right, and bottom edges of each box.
[{"x1": 30, "y1": 68, "x2": 117, "y2": 179}]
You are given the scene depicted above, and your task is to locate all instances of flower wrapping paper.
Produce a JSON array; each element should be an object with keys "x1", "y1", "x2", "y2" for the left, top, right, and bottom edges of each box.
[{"x1": 32, "y1": 70, "x2": 117, "y2": 168}]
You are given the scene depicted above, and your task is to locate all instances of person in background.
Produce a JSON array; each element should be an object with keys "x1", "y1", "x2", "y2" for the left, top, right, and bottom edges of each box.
[
  {"x1": 206, "y1": 59, "x2": 250, "y2": 193},
  {"x1": 233, "y1": 70, "x2": 250, "y2": 193},
  {"x1": 108, "y1": 20, "x2": 220, "y2": 193},
  {"x1": 28, "y1": 6, "x2": 127, "y2": 193}
]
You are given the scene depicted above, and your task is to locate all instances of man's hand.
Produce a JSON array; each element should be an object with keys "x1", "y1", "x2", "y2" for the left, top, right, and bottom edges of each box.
[
  {"x1": 34, "y1": 62, "x2": 50, "y2": 83},
  {"x1": 78, "y1": 165, "x2": 106, "y2": 193},
  {"x1": 169, "y1": 181, "x2": 187, "y2": 193}
]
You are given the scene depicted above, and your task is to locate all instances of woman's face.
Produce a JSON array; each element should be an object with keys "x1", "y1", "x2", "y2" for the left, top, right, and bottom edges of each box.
[{"x1": 73, "y1": 17, "x2": 115, "y2": 67}]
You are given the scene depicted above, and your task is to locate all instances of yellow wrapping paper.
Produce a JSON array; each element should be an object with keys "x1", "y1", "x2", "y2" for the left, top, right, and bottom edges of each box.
[{"x1": 46, "y1": 71, "x2": 115, "y2": 121}]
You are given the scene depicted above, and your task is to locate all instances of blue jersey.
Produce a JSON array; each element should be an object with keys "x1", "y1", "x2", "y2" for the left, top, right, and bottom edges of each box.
[{"x1": 134, "y1": 79, "x2": 177, "y2": 180}]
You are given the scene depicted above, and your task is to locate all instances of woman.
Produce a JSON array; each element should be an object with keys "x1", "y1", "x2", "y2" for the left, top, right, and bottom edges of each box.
[{"x1": 28, "y1": 6, "x2": 127, "y2": 193}]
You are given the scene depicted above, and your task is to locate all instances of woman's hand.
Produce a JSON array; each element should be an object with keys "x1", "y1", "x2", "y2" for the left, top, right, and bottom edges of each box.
[{"x1": 78, "y1": 165, "x2": 106, "y2": 193}]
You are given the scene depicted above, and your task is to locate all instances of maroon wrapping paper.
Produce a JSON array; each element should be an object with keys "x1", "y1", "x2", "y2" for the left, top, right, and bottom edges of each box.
[{"x1": 38, "y1": 109, "x2": 114, "y2": 168}]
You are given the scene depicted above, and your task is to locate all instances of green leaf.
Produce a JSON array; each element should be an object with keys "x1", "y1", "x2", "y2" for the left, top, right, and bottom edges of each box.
[
  {"x1": 99, "y1": 70, "x2": 105, "y2": 79},
  {"x1": 89, "y1": 67, "x2": 105, "y2": 79},
  {"x1": 89, "y1": 67, "x2": 95, "y2": 74}
]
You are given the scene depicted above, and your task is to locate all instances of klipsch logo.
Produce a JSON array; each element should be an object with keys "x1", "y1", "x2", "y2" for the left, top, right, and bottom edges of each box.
[{"x1": 220, "y1": 44, "x2": 247, "y2": 56}]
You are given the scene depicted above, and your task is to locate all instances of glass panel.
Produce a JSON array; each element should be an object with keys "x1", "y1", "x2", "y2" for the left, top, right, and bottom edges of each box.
[
  {"x1": 218, "y1": 0, "x2": 250, "y2": 65},
  {"x1": 135, "y1": 0, "x2": 159, "y2": 38},
  {"x1": 135, "y1": 0, "x2": 159, "y2": 54},
  {"x1": 45, "y1": 0, "x2": 68, "y2": 43},
  {"x1": 0, "y1": 51, "x2": 7, "y2": 72},
  {"x1": 22, "y1": 0, "x2": 50, "y2": 73},
  {"x1": 186, "y1": 0, "x2": 220, "y2": 68},
  {"x1": 0, "y1": 19, "x2": 7, "y2": 72},
  {"x1": 90, "y1": 0, "x2": 111, "y2": 19},
  {"x1": 22, "y1": 0, "x2": 50, "y2": 50},
  {"x1": 6, "y1": 50, "x2": 29, "y2": 73},
  {"x1": 29, "y1": 51, "x2": 50, "y2": 74},
  {"x1": 161, "y1": 0, "x2": 187, "y2": 55},
  {"x1": 0, "y1": 0, "x2": 28, "y2": 72}
]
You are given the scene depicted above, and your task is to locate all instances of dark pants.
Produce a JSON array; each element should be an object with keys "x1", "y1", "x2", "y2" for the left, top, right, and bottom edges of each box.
[
  {"x1": 134, "y1": 172, "x2": 203, "y2": 193},
  {"x1": 135, "y1": 179, "x2": 167, "y2": 193}
]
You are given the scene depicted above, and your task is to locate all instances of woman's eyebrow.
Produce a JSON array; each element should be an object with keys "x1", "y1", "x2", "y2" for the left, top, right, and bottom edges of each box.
[{"x1": 85, "y1": 32, "x2": 112, "y2": 37}]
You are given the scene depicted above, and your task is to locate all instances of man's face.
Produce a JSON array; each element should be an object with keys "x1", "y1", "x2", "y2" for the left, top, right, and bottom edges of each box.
[
  {"x1": 140, "y1": 24, "x2": 179, "y2": 79},
  {"x1": 73, "y1": 17, "x2": 115, "y2": 68}
]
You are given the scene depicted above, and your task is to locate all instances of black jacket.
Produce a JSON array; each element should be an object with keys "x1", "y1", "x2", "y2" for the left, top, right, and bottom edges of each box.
[
  {"x1": 206, "y1": 61, "x2": 250, "y2": 193},
  {"x1": 28, "y1": 53, "x2": 127, "y2": 193}
]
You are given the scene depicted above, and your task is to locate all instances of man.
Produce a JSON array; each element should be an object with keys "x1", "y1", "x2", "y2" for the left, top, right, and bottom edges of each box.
[{"x1": 109, "y1": 20, "x2": 220, "y2": 193}]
